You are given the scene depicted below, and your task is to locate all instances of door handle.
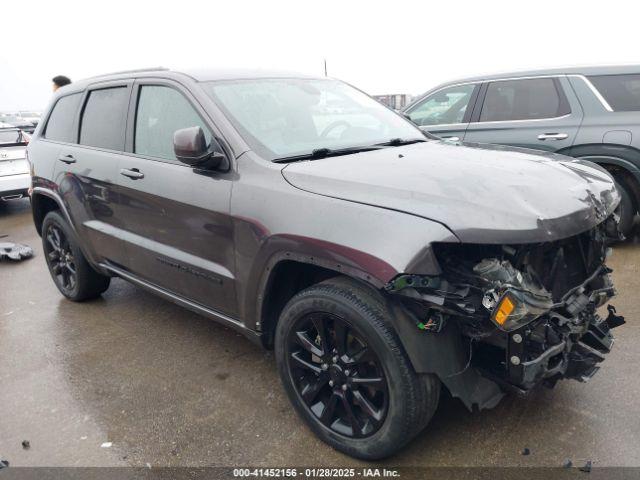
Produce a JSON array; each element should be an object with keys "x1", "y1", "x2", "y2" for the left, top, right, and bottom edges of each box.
[
  {"x1": 120, "y1": 168, "x2": 144, "y2": 180},
  {"x1": 58, "y1": 154, "x2": 76, "y2": 164},
  {"x1": 537, "y1": 133, "x2": 569, "y2": 141},
  {"x1": 441, "y1": 136, "x2": 460, "y2": 142}
]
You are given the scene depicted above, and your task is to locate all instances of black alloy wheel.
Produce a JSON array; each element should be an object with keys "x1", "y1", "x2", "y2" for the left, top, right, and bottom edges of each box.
[
  {"x1": 44, "y1": 223, "x2": 77, "y2": 293},
  {"x1": 286, "y1": 312, "x2": 388, "y2": 438},
  {"x1": 41, "y1": 210, "x2": 111, "y2": 301}
]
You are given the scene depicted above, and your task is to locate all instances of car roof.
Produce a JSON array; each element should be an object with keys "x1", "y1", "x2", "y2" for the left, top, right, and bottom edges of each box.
[
  {"x1": 435, "y1": 64, "x2": 640, "y2": 87},
  {"x1": 56, "y1": 67, "x2": 325, "y2": 95}
]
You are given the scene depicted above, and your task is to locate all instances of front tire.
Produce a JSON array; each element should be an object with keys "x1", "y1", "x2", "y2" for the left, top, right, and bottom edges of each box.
[
  {"x1": 42, "y1": 210, "x2": 111, "y2": 301},
  {"x1": 275, "y1": 277, "x2": 439, "y2": 460}
]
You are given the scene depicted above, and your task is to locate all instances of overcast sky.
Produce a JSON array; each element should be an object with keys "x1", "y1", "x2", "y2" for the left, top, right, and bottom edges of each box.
[{"x1": 1, "y1": 0, "x2": 639, "y2": 111}]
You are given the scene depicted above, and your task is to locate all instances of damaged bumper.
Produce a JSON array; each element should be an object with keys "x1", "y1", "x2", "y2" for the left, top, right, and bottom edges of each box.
[{"x1": 386, "y1": 223, "x2": 626, "y2": 408}]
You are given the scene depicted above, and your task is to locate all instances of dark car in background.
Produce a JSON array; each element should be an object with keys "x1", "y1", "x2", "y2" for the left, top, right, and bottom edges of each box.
[
  {"x1": 28, "y1": 68, "x2": 625, "y2": 459},
  {"x1": 404, "y1": 65, "x2": 640, "y2": 236}
]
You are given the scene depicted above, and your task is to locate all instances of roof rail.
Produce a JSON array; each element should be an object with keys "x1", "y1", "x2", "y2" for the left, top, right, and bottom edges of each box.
[{"x1": 88, "y1": 67, "x2": 169, "y2": 79}]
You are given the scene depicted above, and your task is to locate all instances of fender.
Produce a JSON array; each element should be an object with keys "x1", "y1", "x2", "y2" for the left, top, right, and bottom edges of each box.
[
  {"x1": 244, "y1": 234, "x2": 401, "y2": 333},
  {"x1": 31, "y1": 184, "x2": 106, "y2": 274}
]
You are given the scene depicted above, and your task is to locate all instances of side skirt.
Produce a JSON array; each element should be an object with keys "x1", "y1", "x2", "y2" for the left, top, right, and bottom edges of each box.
[{"x1": 99, "y1": 262, "x2": 263, "y2": 347}]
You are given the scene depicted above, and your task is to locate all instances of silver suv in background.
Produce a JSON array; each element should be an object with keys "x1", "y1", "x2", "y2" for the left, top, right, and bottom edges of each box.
[
  {"x1": 404, "y1": 65, "x2": 640, "y2": 236},
  {"x1": 0, "y1": 128, "x2": 30, "y2": 201}
]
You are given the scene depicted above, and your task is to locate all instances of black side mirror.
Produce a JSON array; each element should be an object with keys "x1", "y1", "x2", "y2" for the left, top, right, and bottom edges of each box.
[
  {"x1": 173, "y1": 126, "x2": 227, "y2": 170},
  {"x1": 400, "y1": 111, "x2": 416, "y2": 124}
]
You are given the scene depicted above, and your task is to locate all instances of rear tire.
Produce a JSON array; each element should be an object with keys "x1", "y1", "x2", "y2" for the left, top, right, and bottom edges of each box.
[
  {"x1": 275, "y1": 276, "x2": 439, "y2": 460},
  {"x1": 42, "y1": 210, "x2": 111, "y2": 301}
]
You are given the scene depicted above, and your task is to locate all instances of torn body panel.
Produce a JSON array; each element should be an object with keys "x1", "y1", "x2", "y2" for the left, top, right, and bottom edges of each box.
[{"x1": 386, "y1": 222, "x2": 625, "y2": 410}]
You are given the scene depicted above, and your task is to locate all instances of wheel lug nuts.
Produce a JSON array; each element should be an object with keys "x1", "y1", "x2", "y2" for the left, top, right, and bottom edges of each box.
[
  {"x1": 344, "y1": 369, "x2": 350, "y2": 376},
  {"x1": 332, "y1": 356, "x2": 338, "y2": 363},
  {"x1": 329, "y1": 380, "x2": 334, "y2": 387},
  {"x1": 321, "y1": 363, "x2": 328, "y2": 370},
  {"x1": 341, "y1": 384, "x2": 348, "y2": 391}
]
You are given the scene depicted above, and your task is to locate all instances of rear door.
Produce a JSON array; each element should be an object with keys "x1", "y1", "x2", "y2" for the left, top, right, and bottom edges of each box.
[
  {"x1": 463, "y1": 76, "x2": 583, "y2": 152},
  {"x1": 53, "y1": 81, "x2": 132, "y2": 266},
  {"x1": 115, "y1": 79, "x2": 237, "y2": 316},
  {"x1": 405, "y1": 83, "x2": 479, "y2": 142}
]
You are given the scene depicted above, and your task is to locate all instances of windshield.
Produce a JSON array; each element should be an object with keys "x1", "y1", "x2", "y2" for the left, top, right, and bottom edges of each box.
[{"x1": 202, "y1": 78, "x2": 425, "y2": 161}]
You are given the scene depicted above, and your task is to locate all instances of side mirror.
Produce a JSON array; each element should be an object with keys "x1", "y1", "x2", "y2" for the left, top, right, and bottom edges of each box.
[
  {"x1": 173, "y1": 126, "x2": 226, "y2": 170},
  {"x1": 400, "y1": 111, "x2": 416, "y2": 123}
]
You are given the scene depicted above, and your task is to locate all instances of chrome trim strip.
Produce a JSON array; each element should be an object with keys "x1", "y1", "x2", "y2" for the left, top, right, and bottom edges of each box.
[
  {"x1": 100, "y1": 261, "x2": 254, "y2": 337},
  {"x1": 570, "y1": 75, "x2": 614, "y2": 112},
  {"x1": 420, "y1": 114, "x2": 572, "y2": 130}
]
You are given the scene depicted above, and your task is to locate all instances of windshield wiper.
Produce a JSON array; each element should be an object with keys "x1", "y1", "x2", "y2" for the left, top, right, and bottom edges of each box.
[
  {"x1": 376, "y1": 138, "x2": 427, "y2": 147},
  {"x1": 273, "y1": 145, "x2": 384, "y2": 163}
]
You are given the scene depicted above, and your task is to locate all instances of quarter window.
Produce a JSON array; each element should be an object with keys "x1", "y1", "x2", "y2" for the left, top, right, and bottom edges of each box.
[
  {"x1": 135, "y1": 86, "x2": 211, "y2": 161},
  {"x1": 79, "y1": 87, "x2": 129, "y2": 150},
  {"x1": 479, "y1": 78, "x2": 570, "y2": 122},
  {"x1": 44, "y1": 93, "x2": 82, "y2": 143},
  {"x1": 588, "y1": 74, "x2": 640, "y2": 111},
  {"x1": 408, "y1": 84, "x2": 476, "y2": 126}
]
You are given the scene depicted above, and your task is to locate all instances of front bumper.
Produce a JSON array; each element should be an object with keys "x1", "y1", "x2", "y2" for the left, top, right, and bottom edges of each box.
[{"x1": 500, "y1": 303, "x2": 624, "y2": 391}]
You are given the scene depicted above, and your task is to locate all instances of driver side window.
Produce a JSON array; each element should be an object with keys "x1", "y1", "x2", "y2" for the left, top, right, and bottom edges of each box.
[
  {"x1": 135, "y1": 85, "x2": 212, "y2": 161},
  {"x1": 408, "y1": 84, "x2": 476, "y2": 126}
]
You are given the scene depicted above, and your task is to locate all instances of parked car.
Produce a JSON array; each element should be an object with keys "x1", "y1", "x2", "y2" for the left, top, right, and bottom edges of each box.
[
  {"x1": 28, "y1": 68, "x2": 625, "y2": 459},
  {"x1": 0, "y1": 114, "x2": 36, "y2": 133},
  {"x1": 0, "y1": 127, "x2": 30, "y2": 201},
  {"x1": 404, "y1": 65, "x2": 640, "y2": 237},
  {"x1": 17, "y1": 111, "x2": 42, "y2": 126}
]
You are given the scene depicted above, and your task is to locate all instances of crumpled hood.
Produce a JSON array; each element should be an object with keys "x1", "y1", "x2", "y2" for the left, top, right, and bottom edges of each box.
[{"x1": 281, "y1": 141, "x2": 620, "y2": 243}]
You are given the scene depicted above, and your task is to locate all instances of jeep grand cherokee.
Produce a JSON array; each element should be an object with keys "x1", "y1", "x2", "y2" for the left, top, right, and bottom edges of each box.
[{"x1": 28, "y1": 68, "x2": 625, "y2": 459}]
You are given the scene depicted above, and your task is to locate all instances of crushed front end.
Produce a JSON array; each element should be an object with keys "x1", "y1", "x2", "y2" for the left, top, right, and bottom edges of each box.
[{"x1": 387, "y1": 222, "x2": 625, "y2": 405}]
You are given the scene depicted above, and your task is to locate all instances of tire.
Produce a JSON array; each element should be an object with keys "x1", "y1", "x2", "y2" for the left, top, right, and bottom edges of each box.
[
  {"x1": 41, "y1": 210, "x2": 111, "y2": 301},
  {"x1": 275, "y1": 276, "x2": 440, "y2": 460},
  {"x1": 615, "y1": 181, "x2": 636, "y2": 239}
]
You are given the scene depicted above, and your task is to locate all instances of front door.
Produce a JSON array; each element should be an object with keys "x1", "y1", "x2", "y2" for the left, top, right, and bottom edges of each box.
[
  {"x1": 405, "y1": 83, "x2": 479, "y2": 142},
  {"x1": 463, "y1": 77, "x2": 583, "y2": 152},
  {"x1": 115, "y1": 81, "x2": 237, "y2": 316}
]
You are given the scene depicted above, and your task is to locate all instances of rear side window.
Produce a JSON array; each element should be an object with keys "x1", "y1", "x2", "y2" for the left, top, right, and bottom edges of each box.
[
  {"x1": 588, "y1": 74, "x2": 640, "y2": 111},
  {"x1": 479, "y1": 78, "x2": 570, "y2": 122},
  {"x1": 80, "y1": 87, "x2": 129, "y2": 150},
  {"x1": 44, "y1": 93, "x2": 82, "y2": 142},
  {"x1": 134, "y1": 85, "x2": 211, "y2": 160}
]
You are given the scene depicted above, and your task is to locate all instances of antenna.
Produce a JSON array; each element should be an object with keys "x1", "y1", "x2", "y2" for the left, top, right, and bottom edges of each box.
[{"x1": 324, "y1": 59, "x2": 327, "y2": 77}]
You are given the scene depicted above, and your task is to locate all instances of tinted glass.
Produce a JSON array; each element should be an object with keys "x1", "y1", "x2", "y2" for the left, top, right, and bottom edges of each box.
[
  {"x1": 44, "y1": 93, "x2": 82, "y2": 142},
  {"x1": 408, "y1": 84, "x2": 476, "y2": 126},
  {"x1": 135, "y1": 86, "x2": 211, "y2": 160},
  {"x1": 480, "y1": 78, "x2": 569, "y2": 122},
  {"x1": 80, "y1": 87, "x2": 129, "y2": 150},
  {"x1": 202, "y1": 79, "x2": 424, "y2": 161},
  {"x1": 589, "y1": 74, "x2": 640, "y2": 111}
]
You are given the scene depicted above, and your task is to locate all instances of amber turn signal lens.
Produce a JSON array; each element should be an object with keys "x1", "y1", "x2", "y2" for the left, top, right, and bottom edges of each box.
[{"x1": 494, "y1": 295, "x2": 515, "y2": 326}]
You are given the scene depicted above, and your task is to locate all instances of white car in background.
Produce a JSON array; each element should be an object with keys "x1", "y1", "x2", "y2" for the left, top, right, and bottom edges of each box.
[{"x1": 0, "y1": 128, "x2": 30, "y2": 201}]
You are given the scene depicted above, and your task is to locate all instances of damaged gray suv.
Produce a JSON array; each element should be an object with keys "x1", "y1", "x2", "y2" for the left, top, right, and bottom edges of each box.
[{"x1": 28, "y1": 68, "x2": 625, "y2": 460}]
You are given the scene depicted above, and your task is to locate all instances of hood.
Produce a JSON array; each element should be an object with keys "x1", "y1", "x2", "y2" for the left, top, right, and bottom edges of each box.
[{"x1": 281, "y1": 141, "x2": 620, "y2": 244}]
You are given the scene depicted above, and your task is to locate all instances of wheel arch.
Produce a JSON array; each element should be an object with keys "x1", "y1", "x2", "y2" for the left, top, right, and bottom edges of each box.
[
  {"x1": 558, "y1": 143, "x2": 640, "y2": 213},
  {"x1": 255, "y1": 251, "x2": 390, "y2": 349},
  {"x1": 31, "y1": 187, "x2": 68, "y2": 236}
]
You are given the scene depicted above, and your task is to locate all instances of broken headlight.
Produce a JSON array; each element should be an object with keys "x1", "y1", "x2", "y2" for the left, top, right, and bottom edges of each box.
[{"x1": 490, "y1": 289, "x2": 552, "y2": 332}]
